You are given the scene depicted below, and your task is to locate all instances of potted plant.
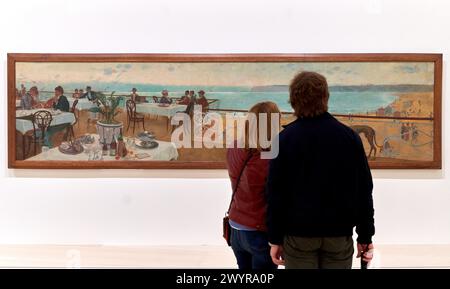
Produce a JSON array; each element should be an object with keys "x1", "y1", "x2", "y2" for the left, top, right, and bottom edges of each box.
[{"x1": 89, "y1": 91, "x2": 123, "y2": 145}]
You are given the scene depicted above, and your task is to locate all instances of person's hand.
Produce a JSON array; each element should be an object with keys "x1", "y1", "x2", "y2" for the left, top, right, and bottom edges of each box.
[
  {"x1": 270, "y1": 244, "x2": 285, "y2": 266},
  {"x1": 357, "y1": 243, "x2": 374, "y2": 264}
]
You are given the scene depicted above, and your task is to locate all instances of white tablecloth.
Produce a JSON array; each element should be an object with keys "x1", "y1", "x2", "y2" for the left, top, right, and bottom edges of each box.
[
  {"x1": 27, "y1": 134, "x2": 179, "y2": 161},
  {"x1": 136, "y1": 103, "x2": 187, "y2": 117},
  {"x1": 68, "y1": 98, "x2": 96, "y2": 110},
  {"x1": 16, "y1": 109, "x2": 76, "y2": 134}
]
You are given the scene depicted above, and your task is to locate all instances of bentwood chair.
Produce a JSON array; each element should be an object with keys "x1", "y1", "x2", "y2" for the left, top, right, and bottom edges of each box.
[
  {"x1": 126, "y1": 99, "x2": 145, "y2": 134},
  {"x1": 27, "y1": 110, "x2": 53, "y2": 157}
]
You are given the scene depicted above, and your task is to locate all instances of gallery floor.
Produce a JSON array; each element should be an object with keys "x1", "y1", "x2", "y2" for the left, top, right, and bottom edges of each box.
[{"x1": 0, "y1": 245, "x2": 449, "y2": 268}]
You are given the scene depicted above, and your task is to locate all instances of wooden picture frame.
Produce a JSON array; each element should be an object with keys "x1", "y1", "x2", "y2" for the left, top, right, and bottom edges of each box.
[{"x1": 8, "y1": 53, "x2": 442, "y2": 169}]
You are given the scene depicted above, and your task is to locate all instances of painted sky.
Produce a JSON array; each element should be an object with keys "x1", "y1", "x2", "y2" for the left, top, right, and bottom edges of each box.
[{"x1": 16, "y1": 62, "x2": 435, "y2": 87}]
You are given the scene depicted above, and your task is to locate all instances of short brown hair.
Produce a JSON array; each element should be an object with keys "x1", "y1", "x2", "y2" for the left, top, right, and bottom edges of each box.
[
  {"x1": 30, "y1": 86, "x2": 38, "y2": 93},
  {"x1": 289, "y1": 71, "x2": 329, "y2": 118},
  {"x1": 55, "y1": 86, "x2": 64, "y2": 94}
]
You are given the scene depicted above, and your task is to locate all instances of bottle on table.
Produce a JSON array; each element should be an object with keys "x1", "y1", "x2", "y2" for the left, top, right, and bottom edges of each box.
[
  {"x1": 117, "y1": 132, "x2": 127, "y2": 157},
  {"x1": 102, "y1": 138, "x2": 109, "y2": 156},
  {"x1": 110, "y1": 136, "x2": 117, "y2": 157}
]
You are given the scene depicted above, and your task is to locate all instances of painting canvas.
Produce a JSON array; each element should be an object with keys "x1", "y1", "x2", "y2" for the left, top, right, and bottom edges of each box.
[{"x1": 8, "y1": 54, "x2": 442, "y2": 169}]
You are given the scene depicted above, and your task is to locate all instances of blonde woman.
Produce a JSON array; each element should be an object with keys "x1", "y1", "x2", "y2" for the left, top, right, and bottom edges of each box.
[{"x1": 226, "y1": 101, "x2": 281, "y2": 270}]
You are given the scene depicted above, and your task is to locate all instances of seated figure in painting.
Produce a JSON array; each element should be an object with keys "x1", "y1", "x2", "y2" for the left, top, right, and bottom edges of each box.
[
  {"x1": 82, "y1": 86, "x2": 100, "y2": 121},
  {"x1": 29, "y1": 86, "x2": 42, "y2": 108},
  {"x1": 18, "y1": 85, "x2": 40, "y2": 110},
  {"x1": 159, "y1": 89, "x2": 173, "y2": 104},
  {"x1": 20, "y1": 90, "x2": 33, "y2": 110},
  {"x1": 81, "y1": 86, "x2": 97, "y2": 101},
  {"x1": 44, "y1": 86, "x2": 70, "y2": 112},
  {"x1": 72, "y1": 88, "x2": 80, "y2": 99}
]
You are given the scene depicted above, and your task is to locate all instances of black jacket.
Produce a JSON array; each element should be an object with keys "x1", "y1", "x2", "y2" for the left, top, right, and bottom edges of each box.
[
  {"x1": 266, "y1": 112, "x2": 374, "y2": 245},
  {"x1": 53, "y1": 95, "x2": 70, "y2": 112},
  {"x1": 81, "y1": 91, "x2": 96, "y2": 101}
]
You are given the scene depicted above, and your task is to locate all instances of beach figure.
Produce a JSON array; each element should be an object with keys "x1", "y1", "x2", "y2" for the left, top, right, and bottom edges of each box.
[
  {"x1": 411, "y1": 123, "x2": 419, "y2": 143},
  {"x1": 384, "y1": 106, "x2": 393, "y2": 115},
  {"x1": 407, "y1": 100, "x2": 422, "y2": 115},
  {"x1": 410, "y1": 100, "x2": 423, "y2": 115},
  {"x1": 400, "y1": 123, "x2": 407, "y2": 140},
  {"x1": 381, "y1": 141, "x2": 395, "y2": 158},
  {"x1": 404, "y1": 123, "x2": 410, "y2": 141}
]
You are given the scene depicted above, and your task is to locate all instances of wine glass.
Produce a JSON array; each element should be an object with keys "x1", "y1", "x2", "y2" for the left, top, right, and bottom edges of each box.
[
  {"x1": 41, "y1": 146, "x2": 50, "y2": 160},
  {"x1": 83, "y1": 142, "x2": 92, "y2": 160},
  {"x1": 93, "y1": 144, "x2": 102, "y2": 160},
  {"x1": 126, "y1": 137, "x2": 135, "y2": 149}
]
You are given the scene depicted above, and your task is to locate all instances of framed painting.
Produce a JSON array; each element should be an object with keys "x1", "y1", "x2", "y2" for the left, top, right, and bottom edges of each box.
[{"x1": 8, "y1": 53, "x2": 442, "y2": 169}]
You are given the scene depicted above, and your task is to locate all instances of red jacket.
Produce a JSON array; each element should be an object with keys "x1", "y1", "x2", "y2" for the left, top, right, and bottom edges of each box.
[{"x1": 226, "y1": 147, "x2": 269, "y2": 231}]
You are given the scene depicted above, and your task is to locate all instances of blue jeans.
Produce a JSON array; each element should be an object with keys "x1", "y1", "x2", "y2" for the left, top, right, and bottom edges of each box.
[{"x1": 230, "y1": 227, "x2": 277, "y2": 270}]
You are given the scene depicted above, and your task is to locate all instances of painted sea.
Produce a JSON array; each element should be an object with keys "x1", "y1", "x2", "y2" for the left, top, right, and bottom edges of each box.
[
  {"x1": 21, "y1": 82, "x2": 400, "y2": 115},
  {"x1": 204, "y1": 91, "x2": 397, "y2": 114}
]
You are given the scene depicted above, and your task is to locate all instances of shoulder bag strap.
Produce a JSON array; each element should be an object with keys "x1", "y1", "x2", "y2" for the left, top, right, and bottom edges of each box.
[{"x1": 227, "y1": 150, "x2": 254, "y2": 214}]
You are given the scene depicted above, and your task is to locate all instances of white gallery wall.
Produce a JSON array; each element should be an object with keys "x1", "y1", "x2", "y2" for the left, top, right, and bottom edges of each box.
[{"x1": 0, "y1": 0, "x2": 448, "y2": 245}]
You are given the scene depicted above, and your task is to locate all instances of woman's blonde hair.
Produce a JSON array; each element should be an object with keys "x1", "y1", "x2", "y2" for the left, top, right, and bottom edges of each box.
[{"x1": 245, "y1": 101, "x2": 281, "y2": 151}]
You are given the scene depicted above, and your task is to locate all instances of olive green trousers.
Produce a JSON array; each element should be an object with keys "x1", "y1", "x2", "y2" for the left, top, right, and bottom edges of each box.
[{"x1": 283, "y1": 236, "x2": 354, "y2": 269}]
